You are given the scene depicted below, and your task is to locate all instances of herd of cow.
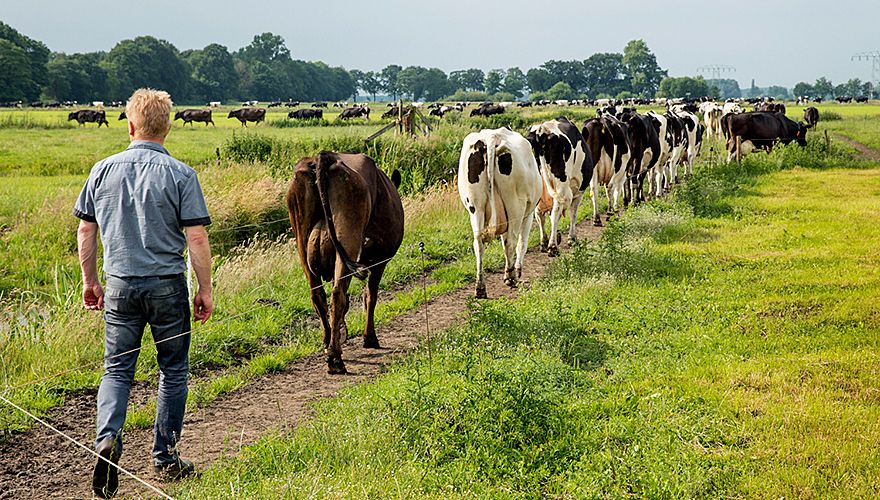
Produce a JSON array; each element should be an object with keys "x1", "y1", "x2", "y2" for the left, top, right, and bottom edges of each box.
[{"x1": 287, "y1": 96, "x2": 826, "y2": 373}]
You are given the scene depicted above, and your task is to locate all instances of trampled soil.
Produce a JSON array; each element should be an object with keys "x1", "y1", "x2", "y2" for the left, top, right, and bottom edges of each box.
[{"x1": 0, "y1": 219, "x2": 605, "y2": 499}]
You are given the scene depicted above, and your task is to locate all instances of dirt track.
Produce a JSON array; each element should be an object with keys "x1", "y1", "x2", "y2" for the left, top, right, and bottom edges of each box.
[{"x1": 0, "y1": 219, "x2": 606, "y2": 499}]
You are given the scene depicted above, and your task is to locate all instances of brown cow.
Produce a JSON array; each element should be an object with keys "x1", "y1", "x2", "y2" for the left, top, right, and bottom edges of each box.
[
  {"x1": 286, "y1": 151, "x2": 404, "y2": 374},
  {"x1": 227, "y1": 107, "x2": 266, "y2": 126},
  {"x1": 174, "y1": 109, "x2": 215, "y2": 126}
]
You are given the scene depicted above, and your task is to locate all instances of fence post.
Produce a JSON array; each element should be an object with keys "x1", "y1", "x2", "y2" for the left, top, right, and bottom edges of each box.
[{"x1": 824, "y1": 130, "x2": 830, "y2": 148}]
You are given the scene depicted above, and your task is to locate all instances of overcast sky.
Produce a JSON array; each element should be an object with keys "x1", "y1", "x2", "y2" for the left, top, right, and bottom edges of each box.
[{"x1": 2, "y1": 0, "x2": 878, "y2": 88}]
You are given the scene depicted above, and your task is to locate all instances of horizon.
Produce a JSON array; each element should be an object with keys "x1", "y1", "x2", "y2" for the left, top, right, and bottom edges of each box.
[{"x1": 1, "y1": 0, "x2": 878, "y2": 90}]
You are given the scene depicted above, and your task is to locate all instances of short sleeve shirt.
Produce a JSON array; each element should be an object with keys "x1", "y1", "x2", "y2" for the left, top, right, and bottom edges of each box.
[{"x1": 73, "y1": 140, "x2": 211, "y2": 277}]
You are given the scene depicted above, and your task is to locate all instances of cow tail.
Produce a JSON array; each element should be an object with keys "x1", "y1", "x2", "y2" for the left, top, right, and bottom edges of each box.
[
  {"x1": 486, "y1": 135, "x2": 499, "y2": 236},
  {"x1": 314, "y1": 153, "x2": 369, "y2": 280}
]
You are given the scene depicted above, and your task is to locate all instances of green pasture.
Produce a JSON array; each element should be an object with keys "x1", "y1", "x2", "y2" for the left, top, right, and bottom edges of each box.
[{"x1": 177, "y1": 144, "x2": 880, "y2": 499}]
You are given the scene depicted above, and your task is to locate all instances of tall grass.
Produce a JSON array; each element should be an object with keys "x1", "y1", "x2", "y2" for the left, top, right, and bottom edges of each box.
[{"x1": 0, "y1": 113, "x2": 76, "y2": 130}]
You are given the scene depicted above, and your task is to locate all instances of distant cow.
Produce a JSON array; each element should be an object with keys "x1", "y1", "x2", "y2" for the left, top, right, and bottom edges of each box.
[
  {"x1": 458, "y1": 127, "x2": 542, "y2": 297},
  {"x1": 470, "y1": 104, "x2": 505, "y2": 117},
  {"x1": 68, "y1": 110, "x2": 109, "y2": 127},
  {"x1": 725, "y1": 112, "x2": 808, "y2": 161},
  {"x1": 526, "y1": 117, "x2": 593, "y2": 252},
  {"x1": 313, "y1": 102, "x2": 328, "y2": 108},
  {"x1": 287, "y1": 151, "x2": 404, "y2": 374},
  {"x1": 118, "y1": 111, "x2": 127, "y2": 120},
  {"x1": 227, "y1": 107, "x2": 266, "y2": 126},
  {"x1": 267, "y1": 101, "x2": 283, "y2": 108},
  {"x1": 208, "y1": 101, "x2": 221, "y2": 107},
  {"x1": 803, "y1": 107, "x2": 820, "y2": 128},
  {"x1": 381, "y1": 106, "x2": 400, "y2": 119},
  {"x1": 338, "y1": 105, "x2": 370, "y2": 120},
  {"x1": 174, "y1": 109, "x2": 214, "y2": 126},
  {"x1": 288, "y1": 108, "x2": 323, "y2": 120}
]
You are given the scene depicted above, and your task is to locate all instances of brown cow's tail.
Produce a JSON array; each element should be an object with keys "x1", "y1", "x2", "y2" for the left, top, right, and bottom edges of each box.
[{"x1": 314, "y1": 151, "x2": 369, "y2": 280}]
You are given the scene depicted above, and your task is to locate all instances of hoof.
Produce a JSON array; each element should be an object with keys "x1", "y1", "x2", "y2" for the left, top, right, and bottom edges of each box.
[
  {"x1": 567, "y1": 237, "x2": 577, "y2": 246},
  {"x1": 363, "y1": 334, "x2": 380, "y2": 349},
  {"x1": 327, "y1": 356, "x2": 347, "y2": 375},
  {"x1": 504, "y1": 277, "x2": 517, "y2": 288},
  {"x1": 548, "y1": 245, "x2": 560, "y2": 257},
  {"x1": 475, "y1": 285, "x2": 488, "y2": 299},
  {"x1": 592, "y1": 218, "x2": 604, "y2": 227},
  {"x1": 539, "y1": 243, "x2": 548, "y2": 253}
]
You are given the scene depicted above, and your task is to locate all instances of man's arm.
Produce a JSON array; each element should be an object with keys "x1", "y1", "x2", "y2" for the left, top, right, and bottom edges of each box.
[
  {"x1": 185, "y1": 225, "x2": 213, "y2": 324},
  {"x1": 77, "y1": 220, "x2": 104, "y2": 310}
]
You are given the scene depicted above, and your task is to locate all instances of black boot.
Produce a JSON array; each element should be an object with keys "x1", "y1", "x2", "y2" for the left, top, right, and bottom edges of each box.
[{"x1": 92, "y1": 437, "x2": 121, "y2": 498}]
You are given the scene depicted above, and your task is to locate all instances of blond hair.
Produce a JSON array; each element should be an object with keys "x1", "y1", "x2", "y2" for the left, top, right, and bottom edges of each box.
[{"x1": 126, "y1": 88, "x2": 172, "y2": 138}]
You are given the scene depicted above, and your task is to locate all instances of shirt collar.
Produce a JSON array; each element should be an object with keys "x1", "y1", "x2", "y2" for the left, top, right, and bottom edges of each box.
[{"x1": 126, "y1": 140, "x2": 170, "y2": 156}]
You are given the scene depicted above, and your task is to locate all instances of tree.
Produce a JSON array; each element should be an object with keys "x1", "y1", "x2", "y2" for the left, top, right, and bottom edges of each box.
[
  {"x1": 526, "y1": 68, "x2": 553, "y2": 93},
  {"x1": 44, "y1": 52, "x2": 108, "y2": 102},
  {"x1": 583, "y1": 52, "x2": 628, "y2": 97},
  {"x1": 502, "y1": 67, "x2": 527, "y2": 99},
  {"x1": 623, "y1": 39, "x2": 666, "y2": 97},
  {"x1": 792, "y1": 81, "x2": 814, "y2": 98},
  {"x1": 236, "y1": 32, "x2": 290, "y2": 64},
  {"x1": 449, "y1": 68, "x2": 484, "y2": 92},
  {"x1": 380, "y1": 64, "x2": 402, "y2": 100},
  {"x1": 360, "y1": 71, "x2": 382, "y2": 101},
  {"x1": 541, "y1": 60, "x2": 586, "y2": 93},
  {"x1": 545, "y1": 81, "x2": 576, "y2": 100},
  {"x1": 398, "y1": 66, "x2": 451, "y2": 101},
  {"x1": 0, "y1": 21, "x2": 49, "y2": 101},
  {"x1": 813, "y1": 77, "x2": 833, "y2": 99},
  {"x1": 765, "y1": 86, "x2": 790, "y2": 100},
  {"x1": 184, "y1": 44, "x2": 237, "y2": 101},
  {"x1": 102, "y1": 36, "x2": 190, "y2": 100},
  {"x1": 484, "y1": 69, "x2": 504, "y2": 95},
  {"x1": 656, "y1": 76, "x2": 711, "y2": 98},
  {"x1": 707, "y1": 78, "x2": 741, "y2": 99},
  {"x1": 0, "y1": 40, "x2": 32, "y2": 101}
]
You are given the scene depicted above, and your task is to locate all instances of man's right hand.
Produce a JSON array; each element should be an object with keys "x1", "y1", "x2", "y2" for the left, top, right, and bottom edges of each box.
[
  {"x1": 83, "y1": 281, "x2": 104, "y2": 310},
  {"x1": 193, "y1": 289, "x2": 213, "y2": 324}
]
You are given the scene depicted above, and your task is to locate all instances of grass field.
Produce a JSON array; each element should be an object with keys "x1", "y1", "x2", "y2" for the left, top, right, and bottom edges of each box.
[
  {"x1": 175, "y1": 146, "x2": 880, "y2": 499},
  {"x1": 1, "y1": 101, "x2": 880, "y2": 496}
]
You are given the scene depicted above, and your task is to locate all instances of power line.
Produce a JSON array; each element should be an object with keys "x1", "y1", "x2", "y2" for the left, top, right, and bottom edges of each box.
[
  {"x1": 697, "y1": 65, "x2": 736, "y2": 82},
  {"x1": 852, "y1": 51, "x2": 880, "y2": 96}
]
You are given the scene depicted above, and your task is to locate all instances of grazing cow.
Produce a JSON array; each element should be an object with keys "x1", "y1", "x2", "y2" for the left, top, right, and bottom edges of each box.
[
  {"x1": 617, "y1": 108, "x2": 662, "y2": 205},
  {"x1": 174, "y1": 109, "x2": 215, "y2": 126},
  {"x1": 458, "y1": 127, "x2": 542, "y2": 297},
  {"x1": 429, "y1": 105, "x2": 463, "y2": 117},
  {"x1": 267, "y1": 101, "x2": 283, "y2": 108},
  {"x1": 313, "y1": 102, "x2": 328, "y2": 108},
  {"x1": 700, "y1": 102, "x2": 724, "y2": 138},
  {"x1": 289, "y1": 108, "x2": 323, "y2": 120},
  {"x1": 856, "y1": 96, "x2": 869, "y2": 103},
  {"x1": 670, "y1": 108, "x2": 703, "y2": 177},
  {"x1": 803, "y1": 107, "x2": 820, "y2": 128},
  {"x1": 286, "y1": 151, "x2": 404, "y2": 374},
  {"x1": 725, "y1": 112, "x2": 808, "y2": 161},
  {"x1": 526, "y1": 117, "x2": 594, "y2": 253},
  {"x1": 470, "y1": 104, "x2": 505, "y2": 117},
  {"x1": 118, "y1": 111, "x2": 127, "y2": 120},
  {"x1": 382, "y1": 106, "x2": 400, "y2": 119},
  {"x1": 68, "y1": 110, "x2": 109, "y2": 127},
  {"x1": 285, "y1": 101, "x2": 301, "y2": 107},
  {"x1": 581, "y1": 116, "x2": 630, "y2": 225},
  {"x1": 338, "y1": 105, "x2": 370, "y2": 120},
  {"x1": 227, "y1": 107, "x2": 266, "y2": 126},
  {"x1": 754, "y1": 102, "x2": 786, "y2": 114}
]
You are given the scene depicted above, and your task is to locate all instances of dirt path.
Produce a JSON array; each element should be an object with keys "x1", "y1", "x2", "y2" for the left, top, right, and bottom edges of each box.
[
  {"x1": 0, "y1": 220, "x2": 605, "y2": 499},
  {"x1": 831, "y1": 133, "x2": 880, "y2": 161}
]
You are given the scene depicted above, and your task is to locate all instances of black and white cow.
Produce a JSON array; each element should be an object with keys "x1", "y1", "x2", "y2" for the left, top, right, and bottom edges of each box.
[
  {"x1": 458, "y1": 128, "x2": 543, "y2": 298},
  {"x1": 670, "y1": 105, "x2": 704, "y2": 177},
  {"x1": 526, "y1": 117, "x2": 593, "y2": 255},
  {"x1": 617, "y1": 108, "x2": 662, "y2": 205},
  {"x1": 581, "y1": 115, "x2": 630, "y2": 225}
]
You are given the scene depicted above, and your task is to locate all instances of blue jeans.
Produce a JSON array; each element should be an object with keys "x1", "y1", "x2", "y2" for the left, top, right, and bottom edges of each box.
[{"x1": 96, "y1": 274, "x2": 191, "y2": 466}]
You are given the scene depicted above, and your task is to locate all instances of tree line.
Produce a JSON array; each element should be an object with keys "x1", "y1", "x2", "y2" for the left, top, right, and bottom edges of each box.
[{"x1": 0, "y1": 20, "x2": 874, "y2": 104}]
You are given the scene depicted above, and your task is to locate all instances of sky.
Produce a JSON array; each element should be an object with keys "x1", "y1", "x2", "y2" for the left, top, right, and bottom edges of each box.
[{"x1": 2, "y1": 0, "x2": 878, "y2": 89}]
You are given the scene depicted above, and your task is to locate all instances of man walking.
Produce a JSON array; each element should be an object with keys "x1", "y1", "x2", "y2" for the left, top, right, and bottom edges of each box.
[{"x1": 74, "y1": 88, "x2": 213, "y2": 498}]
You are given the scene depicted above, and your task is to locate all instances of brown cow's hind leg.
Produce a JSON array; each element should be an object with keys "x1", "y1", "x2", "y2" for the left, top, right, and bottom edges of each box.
[
  {"x1": 362, "y1": 263, "x2": 387, "y2": 348},
  {"x1": 327, "y1": 259, "x2": 352, "y2": 374}
]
